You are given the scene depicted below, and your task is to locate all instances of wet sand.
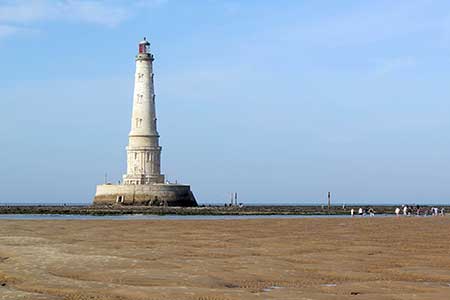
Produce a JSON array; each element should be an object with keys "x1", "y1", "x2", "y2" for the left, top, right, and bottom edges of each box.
[{"x1": 1, "y1": 217, "x2": 450, "y2": 300}]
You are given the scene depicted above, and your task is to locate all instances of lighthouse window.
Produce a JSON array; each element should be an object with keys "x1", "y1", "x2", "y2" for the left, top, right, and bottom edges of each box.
[
  {"x1": 138, "y1": 73, "x2": 144, "y2": 81},
  {"x1": 135, "y1": 118, "x2": 143, "y2": 128},
  {"x1": 137, "y1": 94, "x2": 143, "y2": 103},
  {"x1": 135, "y1": 153, "x2": 138, "y2": 160},
  {"x1": 147, "y1": 153, "x2": 150, "y2": 162}
]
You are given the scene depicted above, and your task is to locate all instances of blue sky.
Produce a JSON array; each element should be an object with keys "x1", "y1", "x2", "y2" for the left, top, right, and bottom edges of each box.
[{"x1": 1, "y1": 0, "x2": 450, "y2": 205}]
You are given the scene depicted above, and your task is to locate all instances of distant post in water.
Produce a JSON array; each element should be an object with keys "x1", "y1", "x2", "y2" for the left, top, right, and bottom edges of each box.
[{"x1": 327, "y1": 192, "x2": 331, "y2": 210}]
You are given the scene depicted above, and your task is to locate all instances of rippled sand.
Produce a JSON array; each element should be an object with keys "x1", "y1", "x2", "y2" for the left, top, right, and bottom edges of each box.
[{"x1": 1, "y1": 217, "x2": 450, "y2": 299}]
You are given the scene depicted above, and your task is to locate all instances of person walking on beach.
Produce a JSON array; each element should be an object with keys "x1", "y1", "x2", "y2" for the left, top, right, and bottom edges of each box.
[
  {"x1": 403, "y1": 205, "x2": 408, "y2": 216},
  {"x1": 395, "y1": 207, "x2": 400, "y2": 217},
  {"x1": 350, "y1": 208, "x2": 354, "y2": 217},
  {"x1": 368, "y1": 208, "x2": 375, "y2": 217},
  {"x1": 433, "y1": 207, "x2": 438, "y2": 216},
  {"x1": 358, "y1": 207, "x2": 363, "y2": 216}
]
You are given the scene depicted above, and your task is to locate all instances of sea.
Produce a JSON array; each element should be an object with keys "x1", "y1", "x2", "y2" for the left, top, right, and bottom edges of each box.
[{"x1": 0, "y1": 214, "x2": 392, "y2": 220}]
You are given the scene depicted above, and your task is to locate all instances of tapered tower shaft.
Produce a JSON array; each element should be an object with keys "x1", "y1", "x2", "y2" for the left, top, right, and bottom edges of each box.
[{"x1": 123, "y1": 38, "x2": 164, "y2": 185}]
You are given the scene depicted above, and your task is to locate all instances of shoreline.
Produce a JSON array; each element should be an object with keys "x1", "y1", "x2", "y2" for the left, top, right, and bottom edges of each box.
[{"x1": 0, "y1": 205, "x2": 448, "y2": 216}]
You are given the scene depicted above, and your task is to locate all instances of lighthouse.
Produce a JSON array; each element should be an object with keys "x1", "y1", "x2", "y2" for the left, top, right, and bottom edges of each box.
[
  {"x1": 93, "y1": 38, "x2": 197, "y2": 207},
  {"x1": 123, "y1": 38, "x2": 164, "y2": 185}
]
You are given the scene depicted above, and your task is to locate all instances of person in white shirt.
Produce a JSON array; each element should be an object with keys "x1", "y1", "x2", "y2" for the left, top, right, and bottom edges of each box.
[
  {"x1": 350, "y1": 208, "x2": 354, "y2": 217},
  {"x1": 358, "y1": 207, "x2": 363, "y2": 216},
  {"x1": 395, "y1": 207, "x2": 400, "y2": 217}
]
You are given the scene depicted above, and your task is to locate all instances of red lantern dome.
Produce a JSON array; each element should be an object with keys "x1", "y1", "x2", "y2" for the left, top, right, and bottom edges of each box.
[{"x1": 138, "y1": 37, "x2": 150, "y2": 54}]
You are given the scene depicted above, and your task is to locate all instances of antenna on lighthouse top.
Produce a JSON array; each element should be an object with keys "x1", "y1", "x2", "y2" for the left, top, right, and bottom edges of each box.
[{"x1": 138, "y1": 37, "x2": 150, "y2": 54}]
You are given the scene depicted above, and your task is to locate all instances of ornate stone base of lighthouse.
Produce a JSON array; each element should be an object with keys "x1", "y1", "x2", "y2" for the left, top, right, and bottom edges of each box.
[{"x1": 93, "y1": 183, "x2": 197, "y2": 206}]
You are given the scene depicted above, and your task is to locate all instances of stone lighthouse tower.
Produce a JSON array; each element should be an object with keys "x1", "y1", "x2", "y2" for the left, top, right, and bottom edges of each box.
[
  {"x1": 123, "y1": 38, "x2": 164, "y2": 185},
  {"x1": 93, "y1": 38, "x2": 197, "y2": 207}
]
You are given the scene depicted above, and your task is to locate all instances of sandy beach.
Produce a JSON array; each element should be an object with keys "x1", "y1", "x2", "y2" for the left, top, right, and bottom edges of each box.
[{"x1": 1, "y1": 217, "x2": 450, "y2": 300}]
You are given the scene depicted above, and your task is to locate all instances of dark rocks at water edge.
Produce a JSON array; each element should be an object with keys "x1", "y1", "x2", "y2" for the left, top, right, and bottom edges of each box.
[{"x1": 0, "y1": 205, "x2": 449, "y2": 216}]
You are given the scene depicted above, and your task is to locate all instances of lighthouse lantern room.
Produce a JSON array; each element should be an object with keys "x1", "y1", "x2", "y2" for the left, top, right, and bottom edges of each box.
[{"x1": 139, "y1": 37, "x2": 150, "y2": 54}]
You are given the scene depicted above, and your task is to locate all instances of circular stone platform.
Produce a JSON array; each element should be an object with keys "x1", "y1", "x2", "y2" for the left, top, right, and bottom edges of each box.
[{"x1": 93, "y1": 184, "x2": 197, "y2": 207}]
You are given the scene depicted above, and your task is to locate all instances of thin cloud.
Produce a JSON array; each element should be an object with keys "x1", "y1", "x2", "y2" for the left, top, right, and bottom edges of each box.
[
  {"x1": 0, "y1": 0, "x2": 167, "y2": 36},
  {"x1": 0, "y1": 1, "x2": 47, "y2": 23},
  {"x1": 0, "y1": 24, "x2": 20, "y2": 38},
  {"x1": 134, "y1": 0, "x2": 169, "y2": 7},
  {"x1": 0, "y1": 0, "x2": 128, "y2": 27},
  {"x1": 373, "y1": 56, "x2": 417, "y2": 76},
  {"x1": 60, "y1": 1, "x2": 130, "y2": 27},
  {"x1": 281, "y1": 1, "x2": 449, "y2": 48}
]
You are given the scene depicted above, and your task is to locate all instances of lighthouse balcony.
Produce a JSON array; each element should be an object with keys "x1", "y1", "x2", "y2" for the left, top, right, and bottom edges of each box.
[{"x1": 123, "y1": 174, "x2": 164, "y2": 185}]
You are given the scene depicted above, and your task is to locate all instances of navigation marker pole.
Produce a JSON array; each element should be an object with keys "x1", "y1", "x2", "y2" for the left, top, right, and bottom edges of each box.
[{"x1": 328, "y1": 192, "x2": 331, "y2": 210}]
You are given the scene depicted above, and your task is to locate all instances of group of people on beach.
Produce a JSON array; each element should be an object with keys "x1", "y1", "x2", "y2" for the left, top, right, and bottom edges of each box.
[
  {"x1": 349, "y1": 205, "x2": 446, "y2": 217},
  {"x1": 394, "y1": 205, "x2": 445, "y2": 217},
  {"x1": 350, "y1": 207, "x2": 376, "y2": 217}
]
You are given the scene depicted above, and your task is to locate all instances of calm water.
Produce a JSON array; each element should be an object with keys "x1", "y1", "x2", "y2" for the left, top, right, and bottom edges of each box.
[{"x1": 0, "y1": 214, "x2": 392, "y2": 220}]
